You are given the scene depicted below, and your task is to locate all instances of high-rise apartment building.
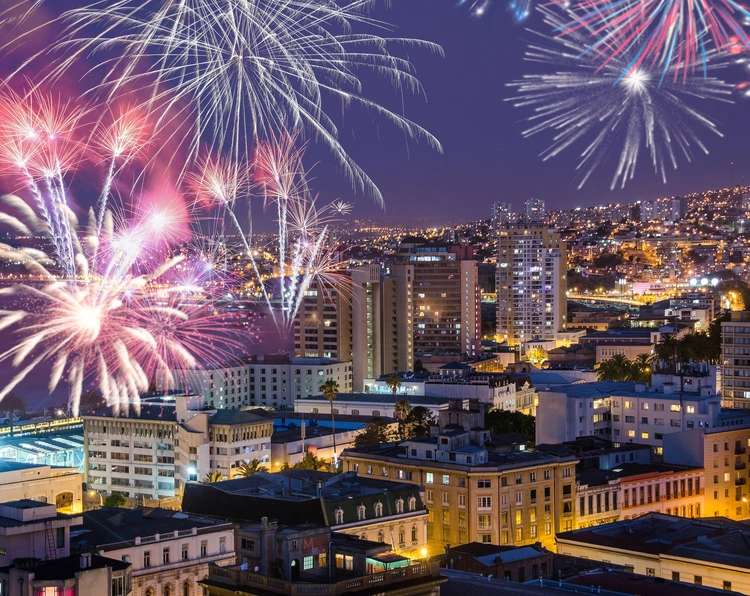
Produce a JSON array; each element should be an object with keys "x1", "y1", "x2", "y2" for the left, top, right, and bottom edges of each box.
[
  {"x1": 294, "y1": 279, "x2": 351, "y2": 360},
  {"x1": 722, "y1": 311, "x2": 750, "y2": 407},
  {"x1": 496, "y1": 224, "x2": 567, "y2": 345},
  {"x1": 524, "y1": 198, "x2": 546, "y2": 223},
  {"x1": 350, "y1": 265, "x2": 413, "y2": 390},
  {"x1": 392, "y1": 244, "x2": 481, "y2": 361},
  {"x1": 491, "y1": 202, "x2": 514, "y2": 231}
]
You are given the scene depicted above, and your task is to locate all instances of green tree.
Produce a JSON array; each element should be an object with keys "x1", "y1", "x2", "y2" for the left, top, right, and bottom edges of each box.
[
  {"x1": 202, "y1": 472, "x2": 224, "y2": 483},
  {"x1": 386, "y1": 374, "x2": 402, "y2": 395},
  {"x1": 655, "y1": 334, "x2": 679, "y2": 370},
  {"x1": 103, "y1": 493, "x2": 127, "y2": 508},
  {"x1": 403, "y1": 406, "x2": 436, "y2": 439},
  {"x1": 597, "y1": 354, "x2": 632, "y2": 381},
  {"x1": 414, "y1": 360, "x2": 427, "y2": 373},
  {"x1": 293, "y1": 452, "x2": 328, "y2": 470},
  {"x1": 631, "y1": 353, "x2": 653, "y2": 384},
  {"x1": 394, "y1": 400, "x2": 411, "y2": 439},
  {"x1": 320, "y1": 379, "x2": 340, "y2": 462},
  {"x1": 234, "y1": 459, "x2": 268, "y2": 478},
  {"x1": 354, "y1": 417, "x2": 393, "y2": 447},
  {"x1": 0, "y1": 392, "x2": 26, "y2": 416},
  {"x1": 485, "y1": 410, "x2": 536, "y2": 444}
]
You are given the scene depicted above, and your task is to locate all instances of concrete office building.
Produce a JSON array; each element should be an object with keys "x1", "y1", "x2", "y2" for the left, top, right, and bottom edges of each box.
[{"x1": 496, "y1": 225, "x2": 567, "y2": 345}]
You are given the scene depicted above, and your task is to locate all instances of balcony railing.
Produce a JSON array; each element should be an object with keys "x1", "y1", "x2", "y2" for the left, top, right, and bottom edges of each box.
[
  {"x1": 736, "y1": 478, "x2": 747, "y2": 486},
  {"x1": 737, "y1": 462, "x2": 747, "y2": 471},
  {"x1": 203, "y1": 562, "x2": 441, "y2": 596}
]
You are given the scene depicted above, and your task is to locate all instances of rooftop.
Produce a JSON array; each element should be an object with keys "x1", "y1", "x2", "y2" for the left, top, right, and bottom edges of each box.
[
  {"x1": 538, "y1": 381, "x2": 717, "y2": 401},
  {"x1": 557, "y1": 513, "x2": 750, "y2": 561},
  {"x1": 296, "y1": 393, "x2": 452, "y2": 406},
  {"x1": 71, "y1": 507, "x2": 232, "y2": 550},
  {"x1": 3, "y1": 554, "x2": 130, "y2": 581},
  {"x1": 209, "y1": 409, "x2": 267, "y2": 426},
  {"x1": 577, "y1": 462, "x2": 699, "y2": 487}
]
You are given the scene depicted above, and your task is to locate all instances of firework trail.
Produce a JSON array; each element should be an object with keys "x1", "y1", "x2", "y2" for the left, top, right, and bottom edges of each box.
[
  {"x1": 507, "y1": 6, "x2": 734, "y2": 190},
  {"x1": 43, "y1": 0, "x2": 442, "y2": 207},
  {"x1": 556, "y1": 0, "x2": 750, "y2": 78},
  {"x1": 0, "y1": 90, "x2": 245, "y2": 415}
]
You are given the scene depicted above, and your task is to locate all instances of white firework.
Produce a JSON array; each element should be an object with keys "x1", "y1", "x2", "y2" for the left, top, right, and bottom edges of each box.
[
  {"x1": 507, "y1": 6, "x2": 734, "y2": 190},
  {"x1": 45, "y1": 0, "x2": 443, "y2": 206}
]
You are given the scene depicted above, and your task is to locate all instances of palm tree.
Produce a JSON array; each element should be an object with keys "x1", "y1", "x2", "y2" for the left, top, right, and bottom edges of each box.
[
  {"x1": 596, "y1": 354, "x2": 630, "y2": 381},
  {"x1": 631, "y1": 353, "x2": 653, "y2": 384},
  {"x1": 386, "y1": 374, "x2": 402, "y2": 396},
  {"x1": 394, "y1": 400, "x2": 411, "y2": 440},
  {"x1": 1, "y1": 392, "x2": 26, "y2": 416},
  {"x1": 202, "y1": 472, "x2": 224, "y2": 483},
  {"x1": 526, "y1": 347, "x2": 548, "y2": 366},
  {"x1": 234, "y1": 459, "x2": 268, "y2": 478},
  {"x1": 655, "y1": 334, "x2": 679, "y2": 371},
  {"x1": 320, "y1": 379, "x2": 340, "y2": 466}
]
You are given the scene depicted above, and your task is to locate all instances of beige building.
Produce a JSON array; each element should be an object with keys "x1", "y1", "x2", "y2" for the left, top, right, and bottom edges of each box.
[
  {"x1": 350, "y1": 265, "x2": 413, "y2": 390},
  {"x1": 294, "y1": 279, "x2": 352, "y2": 361},
  {"x1": 340, "y1": 402, "x2": 578, "y2": 553},
  {"x1": 496, "y1": 225, "x2": 567, "y2": 346},
  {"x1": 0, "y1": 461, "x2": 83, "y2": 514},
  {"x1": 557, "y1": 513, "x2": 750, "y2": 593},
  {"x1": 664, "y1": 423, "x2": 750, "y2": 520},
  {"x1": 596, "y1": 344, "x2": 654, "y2": 364},
  {"x1": 75, "y1": 507, "x2": 234, "y2": 596}
]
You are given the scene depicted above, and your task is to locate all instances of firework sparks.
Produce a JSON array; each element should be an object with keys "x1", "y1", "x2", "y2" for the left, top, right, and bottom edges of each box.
[
  {"x1": 0, "y1": 90, "x2": 245, "y2": 415},
  {"x1": 46, "y1": 0, "x2": 442, "y2": 207},
  {"x1": 507, "y1": 6, "x2": 734, "y2": 190},
  {"x1": 556, "y1": 0, "x2": 750, "y2": 78}
]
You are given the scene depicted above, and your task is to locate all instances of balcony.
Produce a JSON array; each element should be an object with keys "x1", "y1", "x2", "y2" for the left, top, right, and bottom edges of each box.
[
  {"x1": 737, "y1": 462, "x2": 747, "y2": 471},
  {"x1": 736, "y1": 478, "x2": 747, "y2": 486},
  {"x1": 736, "y1": 447, "x2": 747, "y2": 455}
]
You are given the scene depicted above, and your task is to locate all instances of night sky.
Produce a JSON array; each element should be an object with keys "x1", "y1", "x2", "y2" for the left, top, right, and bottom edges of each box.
[
  {"x1": 308, "y1": 0, "x2": 750, "y2": 224},
  {"x1": 7, "y1": 0, "x2": 750, "y2": 225}
]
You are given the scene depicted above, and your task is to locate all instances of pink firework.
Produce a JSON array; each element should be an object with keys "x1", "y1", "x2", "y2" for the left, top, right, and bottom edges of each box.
[{"x1": 557, "y1": 0, "x2": 750, "y2": 79}]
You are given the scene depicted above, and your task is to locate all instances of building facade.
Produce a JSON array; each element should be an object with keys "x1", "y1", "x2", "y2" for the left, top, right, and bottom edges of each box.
[
  {"x1": 0, "y1": 462, "x2": 83, "y2": 514},
  {"x1": 496, "y1": 225, "x2": 567, "y2": 346},
  {"x1": 165, "y1": 355, "x2": 353, "y2": 411},
  {"x1": 721, "y1": 310, "x2": 750, "y2": 407},
  {"x1": 294, "y1": 279, "x2": 352, "y2": 361},
  {"x1": 341, "y1": 403, "x2": 578, "y2": 553}
]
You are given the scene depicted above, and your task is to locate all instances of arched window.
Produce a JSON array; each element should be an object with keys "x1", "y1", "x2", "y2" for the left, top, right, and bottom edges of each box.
[
  {"x1": 183, "y1": 581, "x2": 191, "y2": 596},
  {"x1": 395, "y1": 498, "x2": 404, "y2": 514},
  {"x1": 334, "y1": 508, "x2": 344, "y2": 524},
  {"x1": 399, "y1": 528, "x2": 405, "y2": 544},
  {"x1": 408, "y1": 496, "x2": 417, "y2": 512},
  {"x1": 357, "y1": 504, "x2": 366, "y2": 521},
  {"x1": 146, "y1": 589, "x2": 154, "y2": 596},
  {"x1": 164, "y1": 585, "x2": 173, "y2": 596},
  {"x1": 374, "y1": 501, "x2": 383, "y2": 518},
  {"x1": 411, "y1": 526, "x2": 417, "y2": 542},
  {"x1": 377, "y1": 530, "x2": 384, "y2": 543}
]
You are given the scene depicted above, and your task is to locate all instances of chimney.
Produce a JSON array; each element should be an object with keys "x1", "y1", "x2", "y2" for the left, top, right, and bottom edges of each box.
[{"x1": 80, "y1": 553, "x2": 92, "y2": 569}]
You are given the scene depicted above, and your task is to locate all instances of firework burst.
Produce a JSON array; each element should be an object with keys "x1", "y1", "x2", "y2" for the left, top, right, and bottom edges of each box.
[
  {"x1": 43, "y1": 0, "x2": 442, "y2": 207},
  {"x1": 0, "y1": 90, "x2": 245, "y2": 415},
  {"x1": 507, "y1": 6, "x2": 734, "y2": 190}
]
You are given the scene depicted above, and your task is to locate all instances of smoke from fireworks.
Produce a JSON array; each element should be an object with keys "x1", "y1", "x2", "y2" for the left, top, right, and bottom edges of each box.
[{"x1": 507, "y1": 6, "x2": 734, "y2": 190}]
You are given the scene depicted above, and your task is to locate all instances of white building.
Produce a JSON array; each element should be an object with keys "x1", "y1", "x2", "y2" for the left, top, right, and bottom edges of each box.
[
  {"x1": 294, "y1": 393, "x2": 453, "y2": 419},
  {"x1": 0, "y1": 461, "x2": 83, "y2": 514},
  {"x1": 496, "y1": 225, "x2": 567, "y2": 346},
  {"x1": 524, "y1": 198, "x2": 546, "y2": 223},
  {"x1": 165, "y1": 355, "x2": 352, "y2": 411},
  {"x1": 536, "y1": 378, "x2": 739, "y2": 456},
  {"x1": 74, "y1": 507, "x2": 235, "y2": 596},
  {"x1": 0, "y1": 500, "x2": 80, "y2": 566},
  {"x1": 84, "y1": 394, "x2": 273, "y2": 500}
]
